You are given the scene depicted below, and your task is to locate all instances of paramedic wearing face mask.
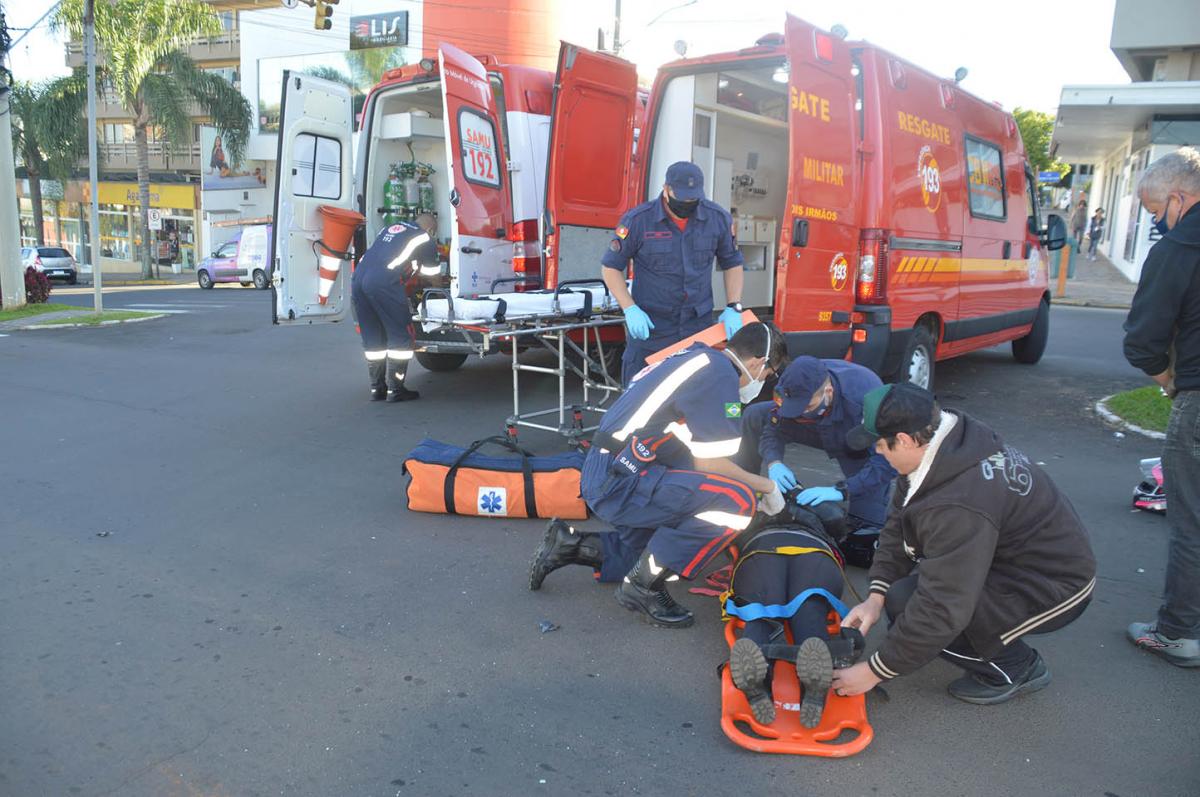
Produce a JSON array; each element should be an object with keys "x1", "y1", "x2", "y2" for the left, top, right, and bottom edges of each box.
[
  {"x1": 529, "y1": 323, "x2": 789, "y2": 628},
  {"x1": 351, "y1": 220, "x2": 439, "y2": 402},
  {"x1": 736, "y1": 357, "x2": 897, "y2": 566},
  {"x1": 601, "y1": 161, "x2": 745, "y2": 385}
]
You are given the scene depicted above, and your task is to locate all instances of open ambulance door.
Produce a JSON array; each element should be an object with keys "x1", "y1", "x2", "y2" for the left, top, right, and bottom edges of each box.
[
  {"x1": 776, "y1": 16, "x2": 860, "y2": 358},
  {"x1": 438, "y1": 44, "x2": 514, "y2": 298},
  {"x1": 543, "y1": 43, "x2": 639, "y2": 287},
  {"x1": 271, "y1": 71, "x2": 356, "y2": 325}
]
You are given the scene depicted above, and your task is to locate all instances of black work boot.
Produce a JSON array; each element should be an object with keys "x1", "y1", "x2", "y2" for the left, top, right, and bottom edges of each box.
[
  {"x1": 368, "y1": 360, "x2": 388, "y2": 400},
  {"x1": 613, "y1": 550, "x2": 693, "y2": 628},
  {"x1": 730, "y1": 637, "x2": 775, "y2": 725},
  {"x1": 386, "y1": 356, "x2": 419, "y2": 402},
  {"x1": 528, "y1": 519, "x2": 603, "y2": 591},
  {"x1": 826, "y1": 627, "x2": 866, "y2": 669},
  {"x1": 795, "y1": 637, "x2": 835, "y2": 729}
]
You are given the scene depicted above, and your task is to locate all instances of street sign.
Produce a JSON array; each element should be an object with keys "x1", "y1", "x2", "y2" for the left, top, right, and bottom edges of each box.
[
  {"x1": 1038, "y1": 171, "x2": 1062, "y2": 184},
  {"x1": 148, "y1": 209, "x2": 163, "y2": 230}
]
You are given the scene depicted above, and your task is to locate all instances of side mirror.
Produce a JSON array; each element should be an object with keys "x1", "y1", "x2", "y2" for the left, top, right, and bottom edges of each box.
[{"x1": 1041, "y1": 214, "x2": 1067, "y2": 251}]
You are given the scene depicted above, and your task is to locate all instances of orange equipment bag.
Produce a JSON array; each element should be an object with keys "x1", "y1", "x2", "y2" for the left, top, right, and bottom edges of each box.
[
  {"x1": 403, "y1": 436, "x2": 588, "y2": 520},
  {"x1": 720, "y1": 618, "x2": 874, "y2": 757}
]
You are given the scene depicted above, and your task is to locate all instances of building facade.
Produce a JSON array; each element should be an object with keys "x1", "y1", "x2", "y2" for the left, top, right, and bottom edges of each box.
[{"x1": 1052, "y1": 0, "x2": 1200, "y2": 281}]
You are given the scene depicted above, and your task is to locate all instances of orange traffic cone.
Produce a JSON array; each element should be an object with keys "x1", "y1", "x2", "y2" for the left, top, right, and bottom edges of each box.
[{"x1": 316, "y1": 205, "x2": 365, "y2": 305}]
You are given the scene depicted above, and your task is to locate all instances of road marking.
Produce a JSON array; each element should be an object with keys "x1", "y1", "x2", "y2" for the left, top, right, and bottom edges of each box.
[
  {"x1": 124, "y1": 308, "x2": 191, "y2": 314},
  {"x1": 126, "y1": 303, "x2": 228, "y2": 309}
]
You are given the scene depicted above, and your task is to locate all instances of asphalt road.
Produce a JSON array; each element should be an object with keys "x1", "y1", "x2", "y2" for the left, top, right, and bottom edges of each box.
[{"x1": 2, "y1": 287, "x2": 1196, "y2": 797}]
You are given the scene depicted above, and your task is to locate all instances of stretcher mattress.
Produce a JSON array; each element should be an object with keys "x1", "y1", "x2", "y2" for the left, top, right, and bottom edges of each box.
[{"x1": 419, "y1": 286, "x2": 618, "y2": 328}]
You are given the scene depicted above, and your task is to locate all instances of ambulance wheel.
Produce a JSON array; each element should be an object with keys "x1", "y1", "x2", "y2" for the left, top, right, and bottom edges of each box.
[
  {"x1": 239, "y1": 281, "x2": 252, "y2": 287},
  {"x1": 895, "y1": 325, "x2": 936, "y2": 391},
  {"x1": 253, "y1": 269, "x2": 269, "y2": 290},
  {"x1": 416, "y1": 352, "x2": 468, "y2": 372},
  {"x1": 197, "y1": 270, "x2": 213, "y2": 289},
  {"x1": 1012, "y1": 298, "x2": 1050, "y2": 365}
]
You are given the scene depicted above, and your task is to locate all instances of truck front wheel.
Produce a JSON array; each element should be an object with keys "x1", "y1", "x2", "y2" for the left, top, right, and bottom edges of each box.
[
  {"x1": 894, "y1": 325, "x2": 936, "y2": 391},
  {"x1": 1012, "y1": 299, "x2": 1050, "y2": 365}
]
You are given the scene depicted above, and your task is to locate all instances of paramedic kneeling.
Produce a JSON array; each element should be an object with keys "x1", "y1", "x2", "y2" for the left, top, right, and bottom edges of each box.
[
  {"x1": 600, "y1": 161, "x2": 745, "y2": 385},
  {"x1": 528, "y1": 322, "x2": 789, "y2": 628},
  {"x1": 737, "y1": 356, "x2": 896, "y2": 566},
  {"x1": 831, "y1": 383, "x2": 1097, "y2": 705},
  {"x1": 352, "y1": 221, "x2": 438, "y2": 402}
]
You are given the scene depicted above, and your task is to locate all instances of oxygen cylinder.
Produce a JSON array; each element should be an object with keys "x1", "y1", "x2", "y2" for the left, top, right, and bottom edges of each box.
[
  {"x1": 417, "y1": 163, "x2": 436, "y2": 213},
  {"x1": 383, "y1": 165, "x2": 403, "y2": 225}
]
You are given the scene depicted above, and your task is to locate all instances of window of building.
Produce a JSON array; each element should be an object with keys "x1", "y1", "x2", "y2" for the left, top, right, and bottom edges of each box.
[
  {"x1": 964, "y1": 135, "x2": 1006, "y2": 220},
  {"x1": 99, "y1": 205, "x2": 131, "y2": 260},
  {"x1": 292, "y1": 133, "x2": 341, "y2": 199}
]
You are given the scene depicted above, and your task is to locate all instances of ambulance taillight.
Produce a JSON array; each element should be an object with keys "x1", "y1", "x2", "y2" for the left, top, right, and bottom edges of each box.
[
  {"x1": 856, "y1": 229, "x2": 890, "y2": 305},
  {"x1": 510, "y1": 219, "x2": 542, "y2": 292}
]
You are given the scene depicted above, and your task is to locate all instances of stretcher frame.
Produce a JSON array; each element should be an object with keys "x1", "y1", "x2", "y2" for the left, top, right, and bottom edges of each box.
[{"x1": 415, "y1": 280, "x2": 625, "y2": 448}]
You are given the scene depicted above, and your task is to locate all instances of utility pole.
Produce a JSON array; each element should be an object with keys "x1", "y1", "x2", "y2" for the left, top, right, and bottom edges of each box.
[
  {"x1": 0, "y1": 4, "x2": 25, "y2": 309},
  {"x1": 84, "y1": 0, "x2": 102, "y2": 312},
  {"x1": 613, "y1": 0, "x2": 621, "y2": 57}
]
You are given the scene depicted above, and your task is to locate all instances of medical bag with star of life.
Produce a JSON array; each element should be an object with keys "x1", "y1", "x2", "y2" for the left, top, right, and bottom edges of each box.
[{"x1": 402, "y1": 437, "x2": 588, "y2": 519}]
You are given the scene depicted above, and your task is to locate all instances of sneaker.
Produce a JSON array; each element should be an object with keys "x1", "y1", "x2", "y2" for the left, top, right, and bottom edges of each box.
[
  {"x1": 1127, "y1": 622, "x2": 1200, "y2": 668},
  {"x1": 730, "y1": 638, "x2": 775, "y2": 725},
  {"x1": 947, "y1": 651, "x2": 1052, "y2": 705}
]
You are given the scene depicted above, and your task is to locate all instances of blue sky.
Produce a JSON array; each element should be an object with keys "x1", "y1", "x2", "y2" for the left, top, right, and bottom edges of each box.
[{"x1": 7, "y1": 0, "x2": 1131, "y2": 113}]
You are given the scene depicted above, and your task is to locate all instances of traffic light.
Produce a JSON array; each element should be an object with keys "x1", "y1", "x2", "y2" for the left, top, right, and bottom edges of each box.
[{"x1": 313, "y1": 0, "x2": 338, "y2": 31}]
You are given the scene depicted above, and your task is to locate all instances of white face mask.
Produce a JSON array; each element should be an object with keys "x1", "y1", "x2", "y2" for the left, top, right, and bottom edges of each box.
[{"x1": 729, "y1": 327, "x2": 771, "y2": 403}]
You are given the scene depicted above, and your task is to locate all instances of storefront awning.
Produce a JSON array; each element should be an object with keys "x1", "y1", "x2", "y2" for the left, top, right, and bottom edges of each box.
[{"x1": 1051, "y1": 81, "x2": 1200, "y2": 162}]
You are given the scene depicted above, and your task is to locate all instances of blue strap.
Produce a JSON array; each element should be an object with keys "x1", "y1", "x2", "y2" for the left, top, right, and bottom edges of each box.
[{"x1": 724, "y1": 588, "x2": 850, "y2": 623}]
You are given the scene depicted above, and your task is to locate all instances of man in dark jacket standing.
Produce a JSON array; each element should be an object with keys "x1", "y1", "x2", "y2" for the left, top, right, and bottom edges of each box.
[
  {"x1": 831, "y1": 384, "x2": 1096, "y2": 704},
  {"x1": 1123, "y1": 146, "x2": 1200, "y2": 668}
]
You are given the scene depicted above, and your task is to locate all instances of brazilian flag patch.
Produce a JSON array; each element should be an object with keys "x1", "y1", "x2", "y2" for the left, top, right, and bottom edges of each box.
[{"x1": 725, "y1": 402, "x2": 742, "y2": 418}]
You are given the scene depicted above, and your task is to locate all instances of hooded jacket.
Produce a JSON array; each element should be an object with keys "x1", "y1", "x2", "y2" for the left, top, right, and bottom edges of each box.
[
  {"x1": 1124, "y1": 202, "x2": 1200, "y2": 392},
  {"x1": 865, "y1": 412, "x2": 1096, "y2": 681}
]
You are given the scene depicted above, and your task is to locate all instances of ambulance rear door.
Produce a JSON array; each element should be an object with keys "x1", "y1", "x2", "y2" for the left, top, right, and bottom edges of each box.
[
  {"x1": 439, "y1": 44, "x2": 513, "y2": 297},
  {"x1": 776, "y1": 15, "x2": 860, "y2": 358},
  {"x1": 270, "y1": 71, "x2": 355, "y2": 324},
  {"x1": 542, "y1": 43, "x2": 639, "y2": 287}
]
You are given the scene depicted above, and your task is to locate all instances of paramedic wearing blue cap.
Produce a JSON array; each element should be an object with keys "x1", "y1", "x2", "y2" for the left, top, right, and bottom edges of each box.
[
  {"x1": 529, "y1": 322, "x2": 790, "y2": 628},
  {"x1": 737, "y1": 357, "x2": 897, "y2": 548},
  {"x1": 601, "y1": 161, "x2": 745, "y2": 385}
]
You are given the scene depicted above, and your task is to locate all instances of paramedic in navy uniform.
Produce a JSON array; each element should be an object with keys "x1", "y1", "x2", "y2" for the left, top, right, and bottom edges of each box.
[
  {"x1": 352, "y1": 220, "x2": 438, "y2": 402},
  {"x1": 529, "y1": 322, "x2": 790, "y2": 628},
  {"x1": 601, "y1": 161, "x2": 746, "y2": 385}
]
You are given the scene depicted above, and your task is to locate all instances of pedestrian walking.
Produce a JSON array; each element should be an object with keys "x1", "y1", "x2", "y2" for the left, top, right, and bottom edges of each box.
[
  {"x1": 1087, "y1": 208, "x2": 1105, "y2": 261},
  {"x1": 1123, "y1": 146, "x2": 1200, "y2": 668},
  {"x1": 1070, "y1": 198, "x2": 1088, "y2": 251}
]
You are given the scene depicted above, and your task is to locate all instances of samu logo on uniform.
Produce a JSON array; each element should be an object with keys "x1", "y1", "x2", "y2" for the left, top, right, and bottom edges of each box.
[{"x1": 478, "y1": 486, "x2": 507, "y2": 516}]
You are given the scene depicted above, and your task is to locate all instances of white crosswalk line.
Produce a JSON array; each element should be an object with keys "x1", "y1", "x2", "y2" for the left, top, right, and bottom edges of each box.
[{"x1": 126, "y1": 303, "x2": 228, "y2": 309}]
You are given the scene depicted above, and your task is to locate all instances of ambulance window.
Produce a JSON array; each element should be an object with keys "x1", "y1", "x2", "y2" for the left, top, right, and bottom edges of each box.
[
  {"x1": 457, "y1": 108, "x2": 502, "y2": 188},
  {"x1": 488, "y1": 75, "x2": 511, "y2": 156},
  {"x1": 964, "y1": 136, "x2": 1006, "y2": 220},
  {"x1": 1024, "y1": 168, "x2": 1041, "y2": 233},
  {"x1": 292, "y1": 133, "x2": 341, "y2": 200}
]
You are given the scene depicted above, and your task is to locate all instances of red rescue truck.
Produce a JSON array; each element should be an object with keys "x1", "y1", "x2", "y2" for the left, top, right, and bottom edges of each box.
[{"x1": 272, "y1": 14, "x2": 1065, "y2": 387}]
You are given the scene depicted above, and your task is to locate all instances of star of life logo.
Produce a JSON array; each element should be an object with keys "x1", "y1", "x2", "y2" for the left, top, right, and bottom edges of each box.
[{"x1": 478, "y1": 486, "x2": 507, "y2": 516}]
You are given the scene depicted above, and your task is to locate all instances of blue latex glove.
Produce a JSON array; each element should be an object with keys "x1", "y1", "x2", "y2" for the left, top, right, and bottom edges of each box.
[
  {"x1": 796, "y1": 486, "x2": 844, "y2": 506},
  {"x1": 623, "y1": 304, "x2": 655, "y2": 340},
  {"x1": 768, "y1": 462, "x2": 797, "y2": 493},
  {"x1": 720, "y1": 305, "x2": 744, "y2": 340}
]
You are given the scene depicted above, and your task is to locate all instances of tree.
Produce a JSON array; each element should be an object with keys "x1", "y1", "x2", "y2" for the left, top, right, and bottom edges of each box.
[
  {"x1": 1014, "y1": 107, "x2": 1071, "y2": 181},
  {"x1": 10, "y1": 74, "x2": 89, "y2": 246},
  {"x1": 55, "y1": 0, "x2": 252, "y2": 279}
]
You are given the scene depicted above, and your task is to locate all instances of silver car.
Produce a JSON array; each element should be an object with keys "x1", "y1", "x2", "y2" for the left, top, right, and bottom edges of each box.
[{"x1": 21, "y1": 246, "x2": 78, "y2": 284}]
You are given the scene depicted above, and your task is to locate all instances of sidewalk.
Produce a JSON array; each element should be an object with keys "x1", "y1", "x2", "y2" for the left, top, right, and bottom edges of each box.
[
  {"x1": 77, "y1": 270, "x2": 197, "y2": 288},
  {"x1": 1044, "y1": 209, "x2": 1137, "y2": 310}
]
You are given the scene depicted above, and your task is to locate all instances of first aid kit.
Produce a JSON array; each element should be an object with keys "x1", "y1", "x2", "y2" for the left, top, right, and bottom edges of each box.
[{"x1": 403, "y1": 437, "x2": 588, "y2": 519}]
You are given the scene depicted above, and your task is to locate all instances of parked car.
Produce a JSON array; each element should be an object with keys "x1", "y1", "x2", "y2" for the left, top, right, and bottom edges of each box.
[
  {"x1": 21, "y1": 246, "x2": 78, "y2": 284},
  {"x1": 197, "y1": 225, "x2": 272, "y2": 289}
]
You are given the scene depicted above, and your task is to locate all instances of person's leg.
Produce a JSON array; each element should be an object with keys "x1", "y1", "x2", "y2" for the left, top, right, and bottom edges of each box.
[
  {"x1": 728, "y1": 553, "x2": 789, "y2": 726},
  {"x1": 1131, "y1": 391, "x2": 1200, "y2": 665},
  {"x1": 364, "y1": 272, "x2": 418, "y2": 401},
  {"x1": 352, "y1": 277, "x2": 388, "y2": 400},
  {"x1": 784, "y1": 553, "x2": 844, "y2": 644}
]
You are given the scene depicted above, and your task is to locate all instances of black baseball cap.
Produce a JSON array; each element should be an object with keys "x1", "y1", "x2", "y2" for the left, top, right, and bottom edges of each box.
[
  {"x1": 665, "y1": 161, "x2": 705, "y2": 201},
  {"x1": 845, "y1": 382, "x2": 939, "y2": 450}
]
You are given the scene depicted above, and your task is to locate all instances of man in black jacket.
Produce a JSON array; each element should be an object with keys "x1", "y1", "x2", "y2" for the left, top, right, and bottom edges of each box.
[
  {"x1": 1123, "y1": 146, "x2": 1200, "y2": 668},
  {"x1": 831, "y1": 384, "x2": 1096, "y2": 704}
]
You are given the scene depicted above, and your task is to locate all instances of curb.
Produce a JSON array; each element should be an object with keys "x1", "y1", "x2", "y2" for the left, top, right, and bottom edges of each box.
[
  {"x1": 1053, "y1": 298, "x2": 1131, "y2": 310},
  {"x1": 16, "y1": 313, "x2": 168, "y2": 331},
  {"x1": 1095, "y1": 395, "x2": 1166, "y2": 440}
]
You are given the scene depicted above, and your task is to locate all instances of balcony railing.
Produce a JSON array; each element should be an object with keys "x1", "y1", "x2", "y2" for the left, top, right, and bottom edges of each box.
[
  {"x1": 96, "y1": 141, "x2": 202, "y2": 172},
  {"x1": 66, "y1": 28, "x2": 240, "y2": 65}
]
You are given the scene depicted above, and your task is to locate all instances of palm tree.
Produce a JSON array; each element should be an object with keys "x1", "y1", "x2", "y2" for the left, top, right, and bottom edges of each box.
[
  {"x1": 55, "y1": 0, "x2": 252, "y2": 279},
  {"x1": 10, "y1": 74, "x2": 89, "y2": 247}
]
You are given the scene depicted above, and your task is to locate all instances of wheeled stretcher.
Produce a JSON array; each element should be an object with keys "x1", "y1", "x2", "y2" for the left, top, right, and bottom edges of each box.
[{"x1": 414, "y1": 280, "x2": 626, "y2": 447}]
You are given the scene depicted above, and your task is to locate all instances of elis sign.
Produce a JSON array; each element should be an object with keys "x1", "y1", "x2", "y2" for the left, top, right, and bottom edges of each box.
[{"x1": 350, "y1": 11, "x2": 409, "y2": 50}]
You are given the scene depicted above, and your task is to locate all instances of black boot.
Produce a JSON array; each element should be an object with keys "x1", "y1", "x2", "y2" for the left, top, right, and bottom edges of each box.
[
  {"x1": 730, "y1": 637, "x2": 775, "y2": 725},
  {"x1": 826, "y1": 627, "x2": 865, "y2": 669},
  {"x1": 386, "y1": 355, "x2": 419, "y2": 402},
  {"x1": 613, "y1": 550, "x2": 693, "y2": 628},
  {"x1": 528, "y1": 519, "x2": 603, "y2": 591},
  {"x1": 368, "y1": 360, "x2": 388, "y2": 400},
  {"x1": 795, "y1": 637, "x2": 834, "y2": 729}
]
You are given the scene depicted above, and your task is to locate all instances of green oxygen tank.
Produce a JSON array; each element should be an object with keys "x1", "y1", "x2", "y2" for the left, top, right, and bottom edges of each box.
[
  {"x1": 384, "y1": 165, "x2": 403, "y2": 225},
  {"x1": 417, "y1": 162, "x2": 436, "y2": 213}
]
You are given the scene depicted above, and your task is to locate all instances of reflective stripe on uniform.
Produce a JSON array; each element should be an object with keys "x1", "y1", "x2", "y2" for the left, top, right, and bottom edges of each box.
[
  {"x1": 385, "y1": 232, "x2": 430, "y2": 270},
  {"x1": 664, "y1": 420, "x2": 741, "y2": 459},
  {"x1": 364, "y1": 350, "x2": 387, "y2": 361},
  {"x1": 614, "y1": 352, "x2": 710, "y2": 441},
  {"x1": 387, "y1": 350, "x2": 414, "y2": 360},
  {"x1": 694, "y1": 510, "x2": 753, "y2": 531}
]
